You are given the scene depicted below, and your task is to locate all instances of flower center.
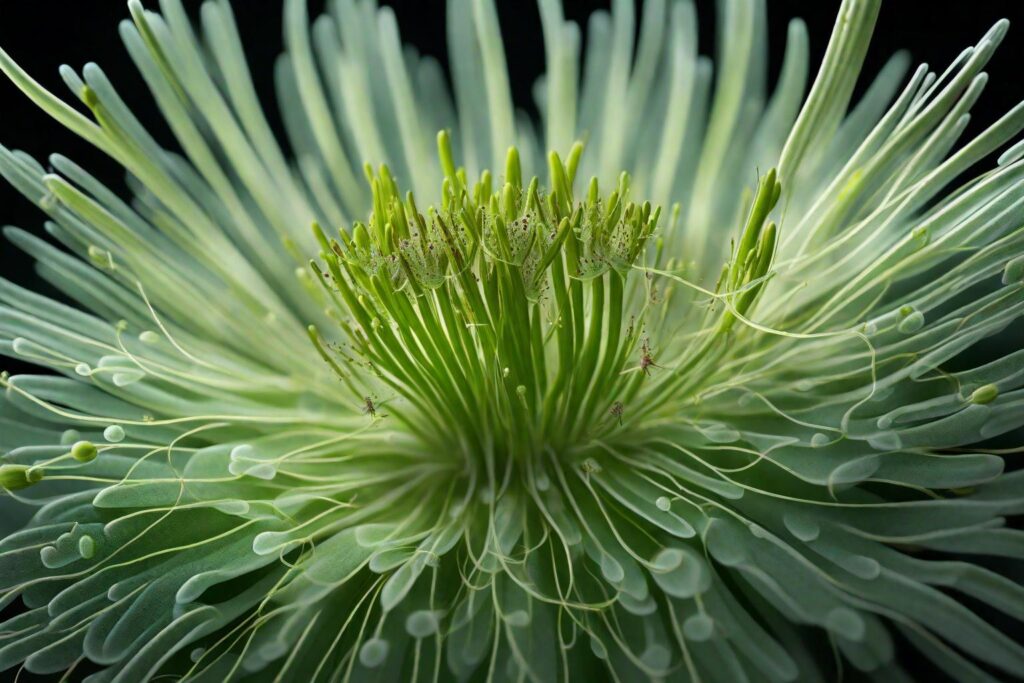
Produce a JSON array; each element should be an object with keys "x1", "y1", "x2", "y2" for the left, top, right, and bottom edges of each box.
[{"x1": 309, "y1": 131, "x2": 779, "y2": 469}]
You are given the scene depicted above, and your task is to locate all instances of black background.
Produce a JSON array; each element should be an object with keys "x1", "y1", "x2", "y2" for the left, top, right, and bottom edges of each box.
[
  {"x1": 1, "y1": 2, "x2": 1023, "y2": 681},
  {"x1": 2, "y1": 0, "x2": 1024, "y2": 300},
  {"x1": 3, "y1": 0, "x2": 1024, "y2": 304}
]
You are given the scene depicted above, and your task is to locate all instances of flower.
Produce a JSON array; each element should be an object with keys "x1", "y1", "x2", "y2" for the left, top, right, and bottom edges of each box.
[{"x1": 0, "y1": 0, "x2": 1023, "y2": 680}]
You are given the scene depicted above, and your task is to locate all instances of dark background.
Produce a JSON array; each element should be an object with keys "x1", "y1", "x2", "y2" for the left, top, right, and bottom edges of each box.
[
  {"x1": 3, "y1": 0, "x2": 1024, "y2": 297},
  {"x1": 3, "y1": 0, "x2": 1024, "y2": 304},
  {"x1": 1, "y1": 2, "x2": 1023, "y2": 681}
]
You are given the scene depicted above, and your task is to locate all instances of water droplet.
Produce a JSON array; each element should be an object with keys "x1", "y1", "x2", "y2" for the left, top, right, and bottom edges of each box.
[
  {"x1": 504, "y1": 610, "x2": 530, "y2": 627},
  {"x1": 810, "y1": 433, "x2": 829, "y2": 448},
  {"x1": 640, "y1": 644, "x2": 671, "y2": 670},
  {"x1": 359, "y1": 638, "x2": 389, "y2": 668},
  {"x1": 405, "y1": 610, "x2": 440, "y2": 638},
  {"x1": 75, "y1": 363, "x2": 91, "y2": 376},
  {"x1": 683, "y1": 614, "x2": 714, "y2": 641},
  {"x1": 655, "y1": 496, "x2": 671, "y2": 511},
  {"x1": 139, "y1": 330, "x2": 161, "y2": 344},
  {"x1": 103, "y1": 425, "x2": 125, "y2": 443},
  {"x1": 78, "y1": 535, "x2": 96, "y2": 559}
]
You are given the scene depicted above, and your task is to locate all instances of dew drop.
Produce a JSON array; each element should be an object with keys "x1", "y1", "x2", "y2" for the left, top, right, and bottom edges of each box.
[
  {"x1": 405, "y1": 610, "x2": 440, "y2": 638},
  {"x1": 504, "y1": 610, "x2": 530, "y2": 627},
  {"x1": 139, "y1": 330, "x2": 161, "y2": 345},
  {"x1": 640, "y1": 644, "x2": 671, "y2": 671},
  {"x1": 683, "y1": 614, "x2": 714, "y2": 641},
  {"x1": 74, "y1": 363, "x2": 91, "y2": 376},
  {"x1": 358, "y1": 638, "x2": 389, "y2": 668},
  {"x1": 103, "y1": 425, "x2": 125, "y2": 443},
  {"x1": 810, "y1": 433, "x2": 829, "y2": 448},
  {"x1": 78, "y1": 535, "x2": 95, "y2": 559},
  {"x1": 655, "y1": 496, "x2": 671, "y2": 512}
]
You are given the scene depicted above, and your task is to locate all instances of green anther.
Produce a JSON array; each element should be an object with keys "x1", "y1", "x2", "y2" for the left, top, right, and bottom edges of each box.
[
  {"x1": 71, "y1": 440, "x2": 98, "y2": 463},
  {"x1": 970, "y1": 384, "x2": 999, "y2": 405},
  {"x1": 0, "y1": 464, "x2": 40, "y2": 491}
]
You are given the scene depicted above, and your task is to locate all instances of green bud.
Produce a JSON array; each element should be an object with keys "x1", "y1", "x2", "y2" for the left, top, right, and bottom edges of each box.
[
  {"x1": 970, "y1": 384, "x2": 999, "y2": 405},
  {"x1": 71, "y1": 440, "x2": 99, "y2": 463},
  {"x1": 0, "y1": 464, "x2": 41, "y2": 491}
]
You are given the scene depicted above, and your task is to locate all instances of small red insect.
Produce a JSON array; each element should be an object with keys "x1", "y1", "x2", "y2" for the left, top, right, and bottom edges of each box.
[
  {"x1": 362, "y1": 396, "x2": 389, "y2": 419},
  {"x1": 639, "y1": 338, "x2": 659, "y2": 376}
]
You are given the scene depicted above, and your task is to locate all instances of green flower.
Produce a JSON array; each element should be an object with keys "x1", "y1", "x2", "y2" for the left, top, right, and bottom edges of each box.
[{"x1": 1, "y1": 0, "x2": 1023, "y2": 681}]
